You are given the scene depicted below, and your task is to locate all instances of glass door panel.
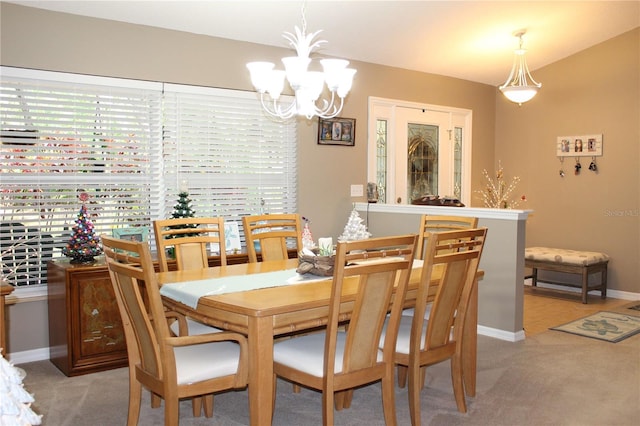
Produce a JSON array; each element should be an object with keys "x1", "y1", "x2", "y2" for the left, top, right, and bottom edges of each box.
[{"x1": 407, "y1": 123, "x2": 438, "y2": 200}]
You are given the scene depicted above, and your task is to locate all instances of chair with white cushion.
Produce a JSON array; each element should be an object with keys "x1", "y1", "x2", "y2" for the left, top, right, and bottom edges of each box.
[
  {"x1": 387, "y1": 228, "x2": 487, "y2": 425},
  {"x1": 272, "y1": 234, "x2": 418, "y2": 426},
  {"x1": 102, "y1": 235, "x2": 248, "y2": 425}
]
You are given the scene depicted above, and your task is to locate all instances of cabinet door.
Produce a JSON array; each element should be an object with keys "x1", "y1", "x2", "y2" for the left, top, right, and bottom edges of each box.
[{"x1": 70, "y1": 271, "x2": 127, "y2": 369}]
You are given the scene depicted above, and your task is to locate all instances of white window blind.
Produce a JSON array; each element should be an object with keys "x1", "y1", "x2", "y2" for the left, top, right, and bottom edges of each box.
[
  {"x1": 162, "y1": 84, "x2": 297, "y2": 230},
  {"x1": 1, "y1": 67, "x2": 162, "y2": 287},
  {"x1": 2, "y1": 67, "x2": 297, "y2": 291}
]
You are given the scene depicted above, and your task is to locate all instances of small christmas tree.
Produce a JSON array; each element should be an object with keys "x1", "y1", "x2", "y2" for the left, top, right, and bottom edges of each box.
[
  {"x1": 62, "y1": 192, "x2": 102, "y2": 263},
  {"x1": 172, "y1": 191, "x2": 196, "y2": 220},
  {"x1": 168, "y1": 191, "x2": 198, "y2": 237},
  {"x1": 338, "y1": 208, "x2": 371, "y2": 242}
]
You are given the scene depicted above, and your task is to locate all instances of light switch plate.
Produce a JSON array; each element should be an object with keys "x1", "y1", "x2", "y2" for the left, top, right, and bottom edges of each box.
[{"x1": 350, "y1": 184, "x2": 364, "y2": 197}]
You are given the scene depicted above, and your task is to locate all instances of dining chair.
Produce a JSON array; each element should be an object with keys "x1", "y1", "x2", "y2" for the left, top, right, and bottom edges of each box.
[
  {"x1": 153, "y1": 217, "x2": 227, "y2": 273},
  {"x1": 402, "y1": 215, "x2": 479, "y2": 322},
  {"x1": 272, "y1": 234, "x2": 418, "y2": 426},
  {"x1": 242, "y1": 214, "x2": 302, "y2": 263},
  {"x1": 154, "y1": 217, "x2": 226, "y2": 336},
  {"x1": 152, "y1": 219, "x2": 228, "y2": 419},
  {"x1": 387, "y1": 228, "x2": 487, "y2": 426},
  {"x1": 102, "y1": 235, "x2": 248, "y2": 426},
  {"x1": 415, "y1": 215, "x2": 479, "y2": 260}
]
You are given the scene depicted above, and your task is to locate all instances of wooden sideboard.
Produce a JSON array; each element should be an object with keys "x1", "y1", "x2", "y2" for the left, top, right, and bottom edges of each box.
[
  {"x1": 47, "y1": 250, "x2": 295, "y2": 376},
  {"x1": 47, "y1": 257, "x2": 127, "y2": 376}
]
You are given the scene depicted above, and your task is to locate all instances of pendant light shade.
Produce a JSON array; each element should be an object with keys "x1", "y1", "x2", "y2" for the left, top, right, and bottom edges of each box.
[{"x1": 499, "y1": 31, "x2": 541, "y2": 105}]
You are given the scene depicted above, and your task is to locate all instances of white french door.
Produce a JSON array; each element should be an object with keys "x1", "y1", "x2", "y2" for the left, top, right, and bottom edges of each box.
[{"x1": 368, "y1": 97, "x2": 472, "y2": 205}]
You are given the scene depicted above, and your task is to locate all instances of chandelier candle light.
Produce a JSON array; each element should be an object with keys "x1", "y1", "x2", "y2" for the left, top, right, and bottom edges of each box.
[
  {"x1": 499, "y1": 30, "x2": 542, "y2": 105},
  {"x1": 246, "y1": 5, "x2": 356, "y2": 120}
]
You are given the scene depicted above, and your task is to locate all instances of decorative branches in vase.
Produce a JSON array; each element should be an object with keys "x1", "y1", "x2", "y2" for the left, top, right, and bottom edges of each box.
[{"x1": 475, "y1": 162, "x2": 526, "y2": 209}]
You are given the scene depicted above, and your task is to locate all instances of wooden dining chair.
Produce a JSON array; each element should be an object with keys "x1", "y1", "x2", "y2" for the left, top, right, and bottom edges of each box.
[
  {"x1": 388, "y1": 228, "x2": 487, "y2": 426},
  {"x1": 416, "y1": 215, "x2": 479, "y2": 259},
  {"x1": 402, "y1": 214, "x2": 479, "y2": 321},
  {"x1": 153, "y1": 217, "x2": 227, "y2": 273},
  {"x1": 102, "y1": 235, "x2": 248, "y2": 426},
  {"x1": 242, "y1": 214, "x2": 302, "y2": 263},
  {"x1": 272, "y1": 234, "x2": 418, "y2": 426},
  {"x1": 153, "y1": 217, "x2": 226, "y2": 336}
]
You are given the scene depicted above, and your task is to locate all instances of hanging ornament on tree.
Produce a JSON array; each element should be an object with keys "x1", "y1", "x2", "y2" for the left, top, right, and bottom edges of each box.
[
  {"x1": 338, "y1": 208, "x2": 371, "y2": 242},
  {"x1": 62, "y1": 192, "x2": 102, "y2": 263}
]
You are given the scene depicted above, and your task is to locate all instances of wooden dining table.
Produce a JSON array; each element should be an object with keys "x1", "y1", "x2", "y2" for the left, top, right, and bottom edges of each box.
[{"x1": 157, "y1": 258, "x2": 482, "y2": 426}]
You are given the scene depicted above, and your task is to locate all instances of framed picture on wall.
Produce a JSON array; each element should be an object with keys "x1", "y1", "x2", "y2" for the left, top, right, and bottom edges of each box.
[
  {"x1": 112, "y1": 227, "x2": 149, "y2": 243},
  {"x1": 318, "y1": 117, "x2": 356, "y2": 146}
]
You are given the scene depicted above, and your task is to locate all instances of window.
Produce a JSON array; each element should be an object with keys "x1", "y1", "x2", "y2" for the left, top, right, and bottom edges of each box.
[{"x1": 0, "y1": 67, "x2": 297, "y2": 292}]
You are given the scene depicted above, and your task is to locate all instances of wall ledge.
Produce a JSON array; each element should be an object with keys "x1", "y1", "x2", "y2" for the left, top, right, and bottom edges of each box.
[{"x1": 355, "y1": 202, "x2": 532, "y2": 221}]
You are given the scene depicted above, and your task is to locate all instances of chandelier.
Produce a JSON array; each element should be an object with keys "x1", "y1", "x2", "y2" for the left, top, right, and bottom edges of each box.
[
  {"x1": 499, "y1": 31, "x2": 542, "y2": 105},
  {"x1": 246, "y1": 6, "x2": 356, "y2": 120}
]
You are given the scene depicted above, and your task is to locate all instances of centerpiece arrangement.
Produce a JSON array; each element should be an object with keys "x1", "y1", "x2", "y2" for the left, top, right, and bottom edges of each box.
[{"x1": 296, "y1": 208, "x2": 372, "y2": 276}]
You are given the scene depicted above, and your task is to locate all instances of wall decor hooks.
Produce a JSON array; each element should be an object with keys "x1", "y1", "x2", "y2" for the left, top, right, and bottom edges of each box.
[
  {"x1": 557, "y1": 134, "x2": 603, "y2": 157},
  {"x1": 559, "y1": 157, "x2": 565, "y2": 177}
]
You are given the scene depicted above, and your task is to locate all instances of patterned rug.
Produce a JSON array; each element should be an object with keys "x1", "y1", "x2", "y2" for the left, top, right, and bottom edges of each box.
[{"x1": 551, "y1": 311, "x2": 640, "y2": 343}]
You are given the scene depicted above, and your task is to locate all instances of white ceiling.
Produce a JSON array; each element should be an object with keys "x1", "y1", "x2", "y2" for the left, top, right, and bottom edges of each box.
[{"x1": 6, "y1": 1, "x2": 640, "y2": 86}]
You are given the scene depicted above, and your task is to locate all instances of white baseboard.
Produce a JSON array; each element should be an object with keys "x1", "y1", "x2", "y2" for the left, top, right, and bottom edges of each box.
[
  {"x1": 6, "y1": 347, "x2": 50, "y2": 365},
  {"x1": 478, "y1": 325, "x2": 526, "y2": 342}
]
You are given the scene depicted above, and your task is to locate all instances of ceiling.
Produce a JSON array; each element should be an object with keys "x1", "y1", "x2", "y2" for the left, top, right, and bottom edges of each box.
[{"x1": 6, "y1": 1, "x2": 640, "y2": 86}]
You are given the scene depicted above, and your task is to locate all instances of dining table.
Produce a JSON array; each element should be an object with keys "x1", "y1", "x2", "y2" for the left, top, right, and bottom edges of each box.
[{"x1": 157, "y1": 257, "x2": 482, "y2": 426}]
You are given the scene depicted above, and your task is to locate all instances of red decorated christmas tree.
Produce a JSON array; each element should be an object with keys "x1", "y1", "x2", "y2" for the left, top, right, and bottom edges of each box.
[{"x1": 62, "y1": 192, "x2": 102, "y2": 263}]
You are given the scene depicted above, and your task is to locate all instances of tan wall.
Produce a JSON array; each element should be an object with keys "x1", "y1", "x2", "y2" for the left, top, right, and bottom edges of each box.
[{"x1": 495, "y1": 28, "x2": 639, "y2": 294}]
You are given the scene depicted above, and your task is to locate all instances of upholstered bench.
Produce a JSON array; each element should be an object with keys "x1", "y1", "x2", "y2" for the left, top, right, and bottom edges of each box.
[{"x1": 524, "y1": 247, "x2": 609, "y2": 304}]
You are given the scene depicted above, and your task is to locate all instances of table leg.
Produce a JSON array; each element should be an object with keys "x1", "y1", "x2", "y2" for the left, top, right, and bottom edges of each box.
[
  {"x1": 462, "y1": 278, "x2": 478, "y2": 397},
  {"x1": 248, "y1": 316, "x2": 274, "y2": 426}
]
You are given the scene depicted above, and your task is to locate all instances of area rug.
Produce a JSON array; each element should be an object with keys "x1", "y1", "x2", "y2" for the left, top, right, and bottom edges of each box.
[{"x1": 551, "y1": 311, "x2": 640, "y2": 343}]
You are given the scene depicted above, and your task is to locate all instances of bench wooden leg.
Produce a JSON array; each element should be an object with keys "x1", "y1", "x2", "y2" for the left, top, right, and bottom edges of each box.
[
  {"x1": 601, "y1": 267, "x2": 608, "y2": 299},
  {"x1": 531, "y1": 267, "x2": 538, "y2": 287},
  {"x1": 581, "y1": 268, "x2": 589, "y2": 304}
]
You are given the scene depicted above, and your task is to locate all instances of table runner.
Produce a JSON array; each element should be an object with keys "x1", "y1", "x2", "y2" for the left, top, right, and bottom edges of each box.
[{"x1": 159, "y1": 268, "x2": 326, "y2": 309}]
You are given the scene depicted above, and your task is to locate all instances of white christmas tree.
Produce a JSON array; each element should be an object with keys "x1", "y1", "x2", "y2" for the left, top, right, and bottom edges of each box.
[{"x1": 338, "y1": 208, "x2": 371, "y2": 242}]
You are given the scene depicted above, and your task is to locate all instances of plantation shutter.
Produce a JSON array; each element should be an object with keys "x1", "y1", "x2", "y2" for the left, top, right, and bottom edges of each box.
[
  {"x1": 162, "y1": 83, "x2": 298, "y2": 232},
  {"x1": 1, "y1": 67, "x2": 298, "y2": 291},
  {"x1": 0, "y1": 67, "x2": 163, "y2": 287}
]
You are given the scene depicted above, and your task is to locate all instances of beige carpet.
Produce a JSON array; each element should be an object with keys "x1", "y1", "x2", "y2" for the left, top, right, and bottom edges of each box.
[{"x1": 20, "y1": 330, "x2": 640, "y2": 425}]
